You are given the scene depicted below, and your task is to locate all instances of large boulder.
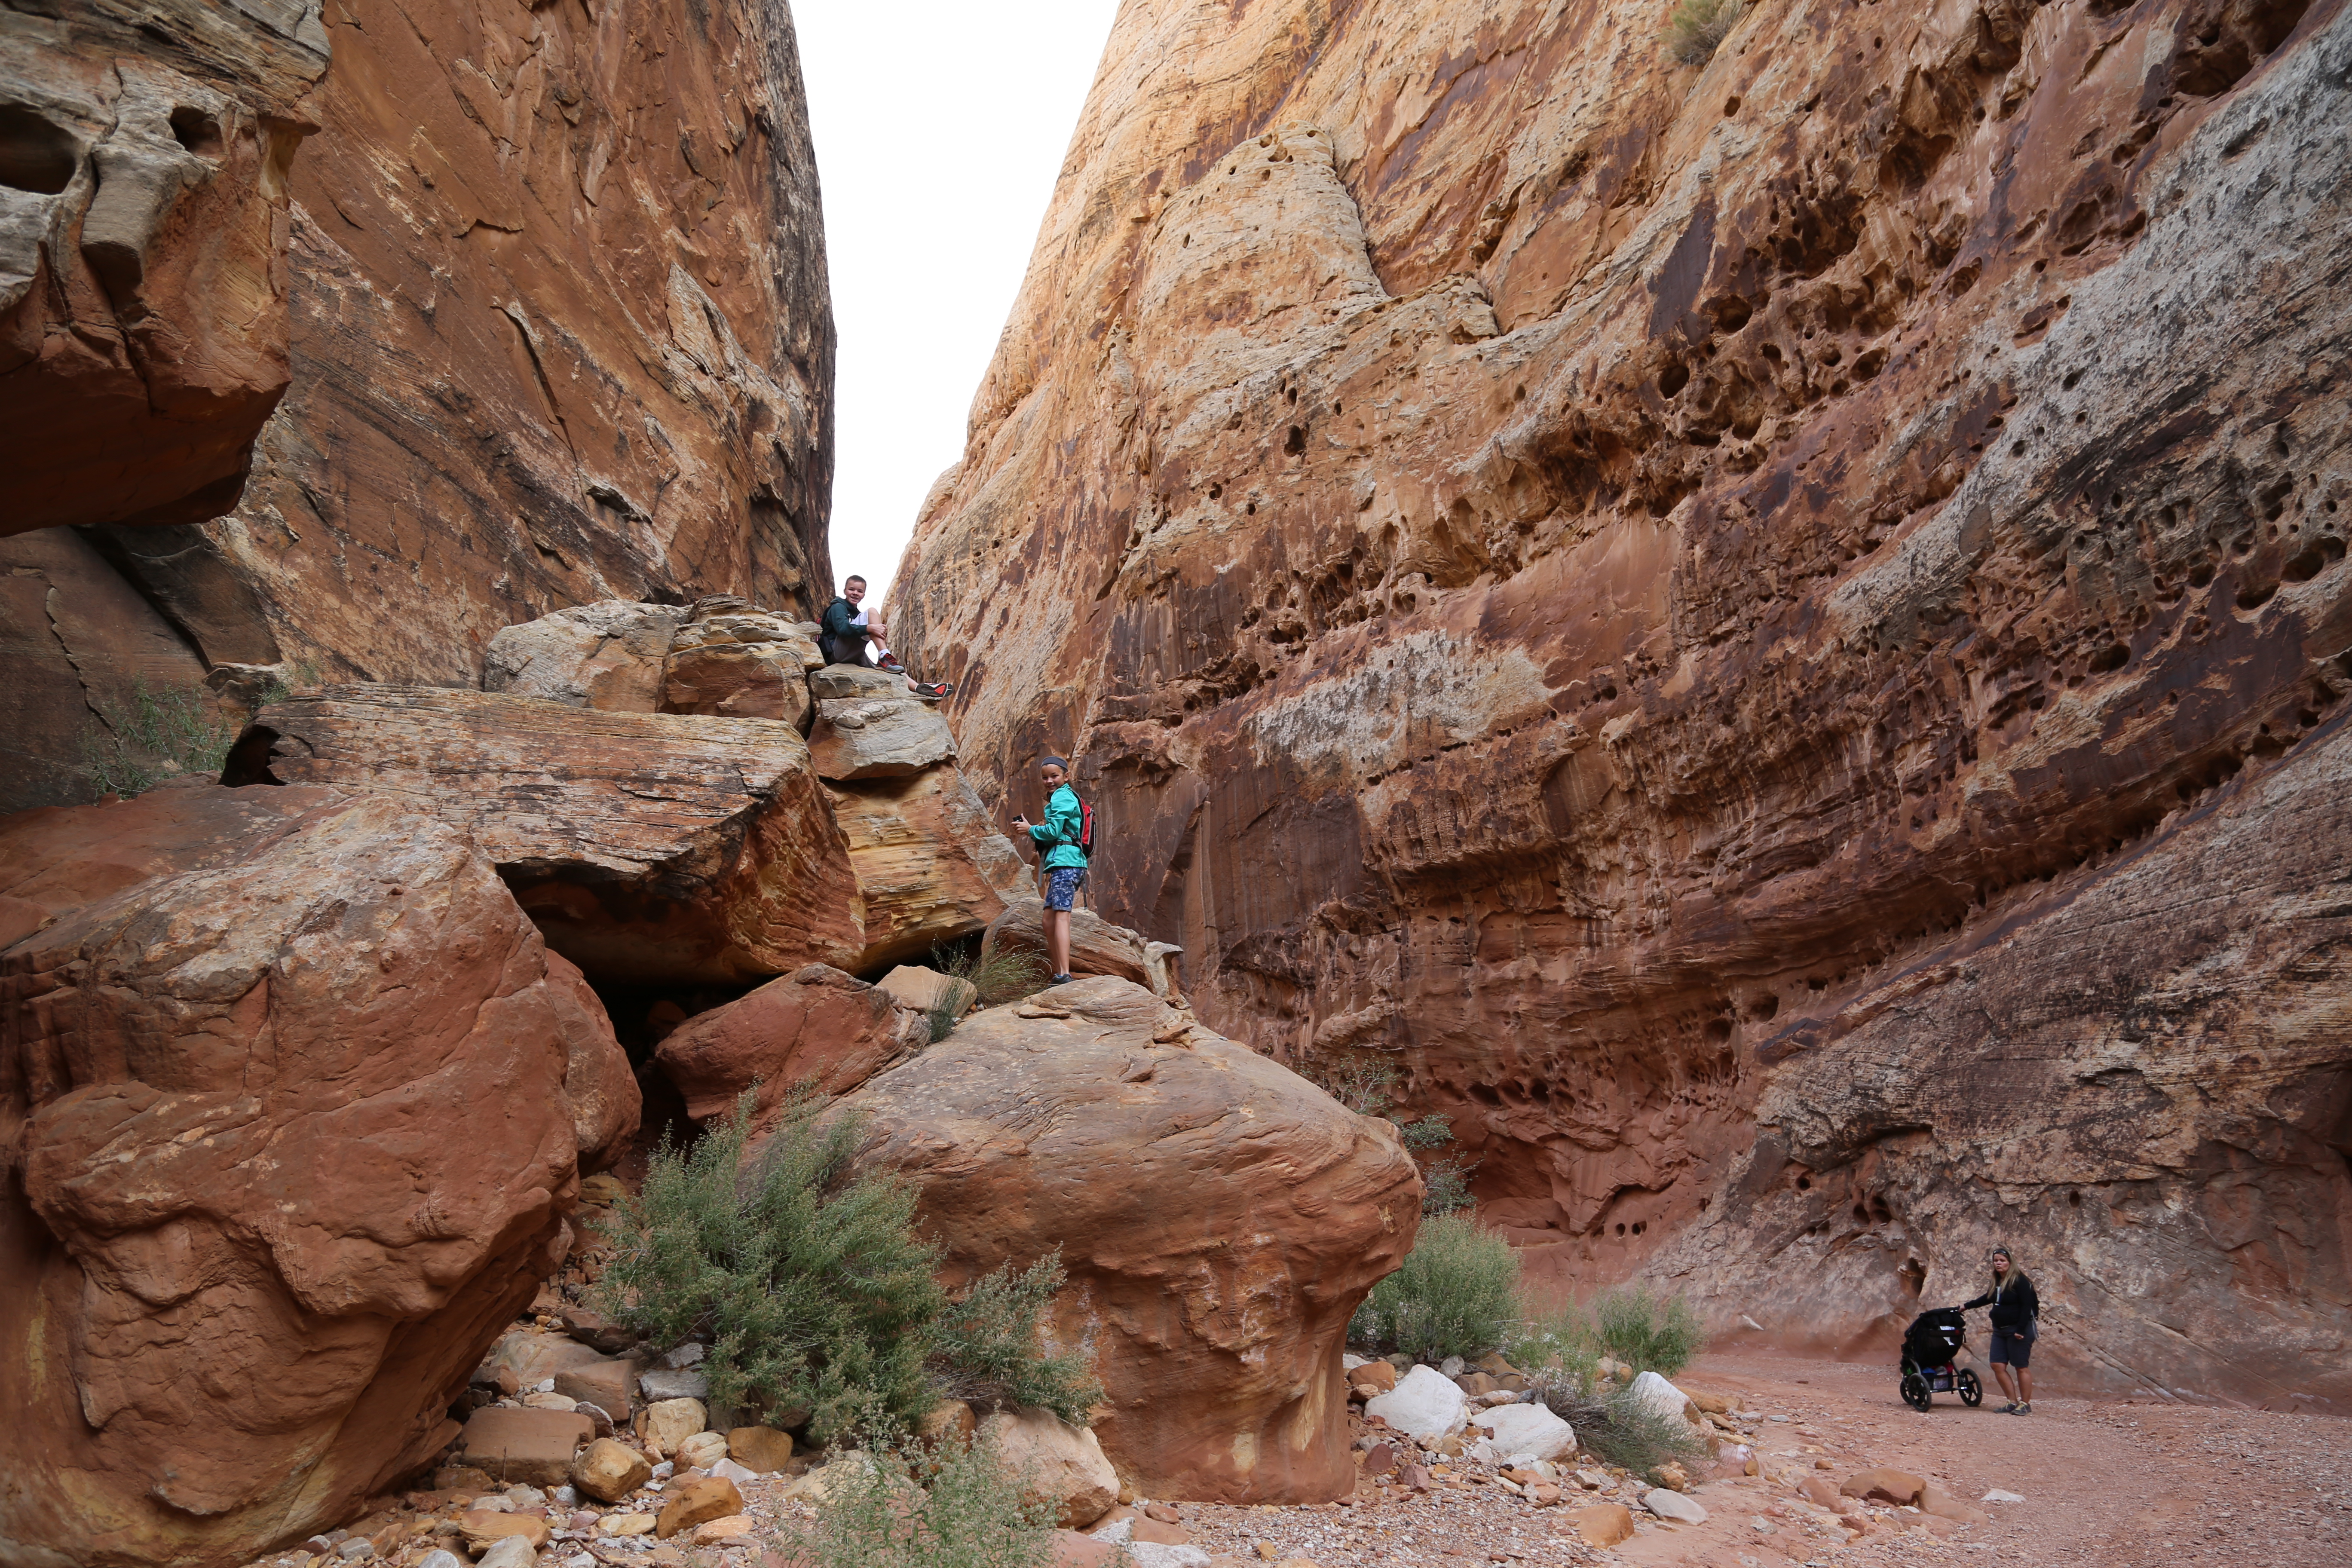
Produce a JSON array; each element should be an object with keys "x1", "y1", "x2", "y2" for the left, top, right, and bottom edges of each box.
[
  {"x1": 838, "y1": 977, "x2": 1422, "y2": 1502},
  {"x1": 224, "y1": 686, "x2": 863, "y2": 984},
  {"x1": 0, "y1": 784, "x2": 636, "y2": 1568},
  {"x1": 484, "y1": 601, "x2": 686, "y2": 711},
  {"x1": 662, "y1": 611, "x2": 826, "y2": 729},
  {"x1": 827, "y1": 765, "x2": 1032, "y2": 970},
  {"x1": 981, "y1": 1409, "x2": 1118, "y2": 1530},
  {"x1": 653, "y1": 965, "x2": 928, "y2": 1121},
  {"x1": 807, "y1": 666, "x2": 958, "y2": 780},
  {"x1": 982, "y1": 897, "x2": 1160, "y2": 992}
]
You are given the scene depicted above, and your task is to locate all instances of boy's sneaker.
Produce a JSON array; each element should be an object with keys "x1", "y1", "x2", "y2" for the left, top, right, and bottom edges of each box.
[
  {"x1": 1997, "y1": 1401, "x2": 2018, "y2": 1414},
  {"x1": 1049, "y1": 972, "x2": 1074, "y2": 985},
  {"x1": 877, "y1": 654, "x2": 906, "y2": 672},
  {"x1": 909, "y1": 681, "x2": 952, "y2": 701},
  {"x1": 2011, "y1": 1402, "x2": 2032, "y2": 1415}
]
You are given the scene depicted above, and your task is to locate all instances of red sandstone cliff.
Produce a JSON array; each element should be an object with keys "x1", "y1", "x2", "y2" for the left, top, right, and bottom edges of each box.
[
  {"x1": 1, "y1": 0, "x2": 832, "y2": 811},
  {"x1": 894, "y1": 0, "x2": 2352, "y2": 1406}
]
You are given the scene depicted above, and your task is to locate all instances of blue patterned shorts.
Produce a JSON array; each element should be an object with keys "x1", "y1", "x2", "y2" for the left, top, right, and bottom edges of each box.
[{"x1": 1044, "y1": 866, "x2": 1085, "y2": 911}]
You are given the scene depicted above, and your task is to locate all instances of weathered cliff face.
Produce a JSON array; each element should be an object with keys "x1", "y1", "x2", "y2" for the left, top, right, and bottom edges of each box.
[
  {"x1": 0, "y1": 0, "x2": 832, "y2": 813},
  {"x1": 895, "y1": 0, "x2": 2352, "y2": 1405},
  {"x1": 0, "y1": 0, "x2": 329, "y2": 536}
]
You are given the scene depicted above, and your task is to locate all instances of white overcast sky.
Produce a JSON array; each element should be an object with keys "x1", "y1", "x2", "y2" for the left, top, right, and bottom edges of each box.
[{"x1": 796, "y1": 2, "x2": 1120, "y2": 606}]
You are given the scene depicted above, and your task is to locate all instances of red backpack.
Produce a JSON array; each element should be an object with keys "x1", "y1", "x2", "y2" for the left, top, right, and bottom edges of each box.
[{"x1": 1074, "y1": 792, "x2": 1097, "y2": 858}]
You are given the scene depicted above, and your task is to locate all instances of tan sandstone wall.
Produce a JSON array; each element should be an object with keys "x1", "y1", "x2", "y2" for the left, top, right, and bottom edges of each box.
[
  {"x1": 1, "y1": 0, "x2": 832, "y2": 811},
  {"x1": 894, "y1": 0, "x2": 2352, "y2": 1407}
]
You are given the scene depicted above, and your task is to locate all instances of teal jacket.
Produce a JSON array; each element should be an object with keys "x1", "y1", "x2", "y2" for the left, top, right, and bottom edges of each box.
[{"x1": 1029, "y1": 784, "x2": 1088, "y2": 870}]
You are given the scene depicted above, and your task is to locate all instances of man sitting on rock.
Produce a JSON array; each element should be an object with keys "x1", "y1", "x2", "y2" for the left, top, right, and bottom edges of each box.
[{"x1": 821, "y1": 573, "x2": 950, "y2": 700}]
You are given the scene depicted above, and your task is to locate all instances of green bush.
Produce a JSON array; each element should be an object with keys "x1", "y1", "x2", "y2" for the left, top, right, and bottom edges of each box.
[
  {"x1": 933, "y1": 938, "x2": 1049, "y2": 1008},
  {"x1": 1591, "y1": 1285, "x2": 1706, "y2": 1375},
  {"x1": 796, "y1": 1431, "x2": 1059, "y2": 1568},
  {"x1": 1665, "y1": 0, "x2": 1743, "y2": 65},
  {"x1": 82, "y1": 679, "x2": 238, "y2": 799},
  {"x1": 928, "y1": 1251, "x2": 1099, "y2": 1426},
  {"x1": 596, "y1": 1091, "x2": 1099, "y2": 1442},
  {"x1": 1349, "y1": 1213, "x2": 1521, "y2": 1362},
  {"x1": 1303, "y1": 1057, "x2": 1482, "y2": 1217},
  {"x1": 1542, "y1": 1381, "x2": 1708, "y2": 1480}
]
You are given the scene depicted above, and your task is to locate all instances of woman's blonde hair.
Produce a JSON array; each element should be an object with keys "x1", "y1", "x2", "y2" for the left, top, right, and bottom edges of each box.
[{"x1": 1989, "y1": 1244, "x2": 2032, "y2": 1292}]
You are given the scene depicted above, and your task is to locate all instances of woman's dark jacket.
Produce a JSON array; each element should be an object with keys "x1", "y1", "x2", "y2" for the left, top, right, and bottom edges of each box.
[{"x1": 1963, "y1": 1274, "x2": 2040, "y2": 1335}]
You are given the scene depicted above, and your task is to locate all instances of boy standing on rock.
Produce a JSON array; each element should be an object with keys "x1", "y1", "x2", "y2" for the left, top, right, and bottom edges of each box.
[{"x1": 1011, "y1": 755, "x2": 1087, "y2": 984}]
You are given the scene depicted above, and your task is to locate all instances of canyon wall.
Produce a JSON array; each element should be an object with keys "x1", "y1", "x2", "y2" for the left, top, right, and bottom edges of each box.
[
  {"x1": 894, "y1": 0, "x2": 2352, "y2": 1406},
  {"x1": 2, "y1": 0, "x2": 832, "y2": 812}
]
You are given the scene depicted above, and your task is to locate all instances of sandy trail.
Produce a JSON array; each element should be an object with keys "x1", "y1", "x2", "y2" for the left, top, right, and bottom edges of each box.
[{"x1": 1611, "y1": 1350, "x2": 2352, "y2": 1568}]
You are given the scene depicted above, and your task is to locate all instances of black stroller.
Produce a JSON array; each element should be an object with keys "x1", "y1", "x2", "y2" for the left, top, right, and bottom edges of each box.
[{"x1": 1898, "y1": 1306, "x2": 1984, "y2": 1411}]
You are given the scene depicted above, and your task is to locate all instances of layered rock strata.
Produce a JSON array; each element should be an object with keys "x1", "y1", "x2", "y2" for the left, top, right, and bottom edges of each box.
[
  {"x1": 840, "y1": 977, "x2": 1424, "y2": 1501},
  {"x1": 0, "y1": 783, "x2": 637, "y2": 1568},
  {"x1": 3, "y1": 0, "x2": 833, "y2": 811},
  {"x1": 0, "y1": 0, "x2": 330, "y2": 535},
  {"x1": 223, "y1": 685, "x2": 862, "y2": 984},
  {"x1": 894, "y1": 0, "x2": 2352, "y2": 1400}
]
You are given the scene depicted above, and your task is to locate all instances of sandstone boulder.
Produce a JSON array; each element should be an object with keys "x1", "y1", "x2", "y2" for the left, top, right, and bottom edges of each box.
[
  {"x1": 662, "y1": 643, "x2": 815, "y2": 729},
  {"x1": 808, "y1": 680, "x2": 959, "y2": 781},
  {"x1": 653, "y1": 964, "x2": 928, "y2": 1121},
  {"x1": 637, "y1": 1397, "x2": 707, "y2": 1458},
  {"x1": 727, "y1": 1426, "x2": 796, "y2": 1473},
  {"x1": 981, "y1": 1409, "x2": 1119, "y2": 1531},
  {"x1": 655, "y1": 1475, "x2": 744, "y2": 1540},
  {"x1": 484, "y1": 602, "x2": 686, "y2": 711},
  {"x1": 876, "y1": 964, "x2": 977, "y2": 1020},
  {"x1": 455, "y1": 1409, "x2": 596, "y2": 1489},
  {"x1": 981, "y1": 898, "x2": 1160, "y2": 991},
  {"x1": 1571, "y1": 1504, "x2": 1636, "y2": 1547},
  {"x1": 572, "y1": 1438, "x2": 652, "y2": 1504},
  {"x1": 838, "y1": 977, "x2": 1421, "y2": 1501},
  {"x1": 1626, "y1": 1372, "x2": 1696, "y2": 1428},
  {"x1": 827, "y1": 765, "x2": 1032, "y2": 968},
  {"x1": 225, "y1": 686, "x2": 862, "y2": 984},
  {"x1": 0, "y1": 785, "x2": 634, "y2": 1566}
]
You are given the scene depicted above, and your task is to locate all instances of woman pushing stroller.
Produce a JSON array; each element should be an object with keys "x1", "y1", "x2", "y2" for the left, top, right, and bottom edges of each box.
[{"x1": 1963, "y1": 1246, "x2": 2040, "y2": 1414}]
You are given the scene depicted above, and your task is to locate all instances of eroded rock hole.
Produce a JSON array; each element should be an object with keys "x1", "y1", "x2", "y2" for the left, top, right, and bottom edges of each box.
[
  {"x1": 0, "y1": 104, "x2": 78, "y2": 194},
  {"x1": 1658, "y1": 361, "x2": 1690, "y2": 398},
  {"x1": 169, "y1": 105, "x2": 224, "y2": 157}
]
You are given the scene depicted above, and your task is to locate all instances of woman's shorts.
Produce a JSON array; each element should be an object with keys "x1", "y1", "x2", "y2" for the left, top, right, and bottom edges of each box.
[
  {"x1": 1989, "y1": 1329, "x2": 2033, "y2": 1368},
  {"x1": 1045, "y1": 866, "x2": 1086, "y2": 911}
]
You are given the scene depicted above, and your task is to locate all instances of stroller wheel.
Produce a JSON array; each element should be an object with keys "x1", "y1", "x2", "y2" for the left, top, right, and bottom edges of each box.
[
  {"x1": 1900, "y1": 1373, "x2": 1933, "y2": 1412},
  {"x1": 1958, "y1": 1368, "x2": 1984, "y2": 1407}
]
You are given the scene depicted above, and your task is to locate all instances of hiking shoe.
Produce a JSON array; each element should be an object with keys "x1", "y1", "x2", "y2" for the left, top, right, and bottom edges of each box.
[
  {"x1": 909, "y1": 681, "x2": 952, "y2": 701},
  {"x1": 1049, "y1": 972, "x2": 1074, "y2": 985},
  {"x1": 2012, "y1": 1402, "x2": 2032, "y2": 1415},
  {"x1": 1997, "y1": 1401, "x2": 2018, "y2": 1414}
]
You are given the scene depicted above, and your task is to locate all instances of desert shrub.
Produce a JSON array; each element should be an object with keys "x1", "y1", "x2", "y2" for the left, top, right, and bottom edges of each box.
[
  {"x1": 927, "y1": 1250, "x2": 1100, "y2": 1426},
  {"x1": 796, "y1": 1430, "x2": 1058, "y2": 1568},
  {"x1": 1540, "y1": 1381, "x2": 1708, "y2": 1480},
  {"x1": 1591, "y1": 1285, "x2": 1706, "y2": 1375},
  {"x1": 932, "y1": 937, "x2": 1049, "y2": 1008},
  {"x1": 1507, "y1": 1300, "x2": 1602, "y2": 1396},
  {"x1": 82, "y1": 679, "x2": 238, "y2": 799},
  {"x1": 1349, "y1": 1213, "x2": 1521, "y2": 1361},
  {"x1": 1665, "y1": 0, "x2": 1743, "y2": 65},
  {"x1": 597, "y1": 1091, "x2": 1098, "y2": 1442}
]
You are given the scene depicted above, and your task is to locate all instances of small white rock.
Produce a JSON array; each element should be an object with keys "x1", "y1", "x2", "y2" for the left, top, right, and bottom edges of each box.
[
  {"x1": 661, "y1": 1342, "x2": 707, "y2": 1370},
  {"x1": 504, "y1": 1486, "x2": 547, "y2": 1508},
  {"x1": 649, "y1": 1461, "x2": 675, "y2": 1480},
  {"x1": 417, "y1": 1553, "x2": 465, "y2": 1568},
  {"x1": 1626, "y1": 1370, "x2": 1696, "y2": 1426},
  {"x1": 551, "y1": 1486, "x2": 579, "y2": 1507},
  {"x1": 1364, "y1": 1365, "x2": 1468, "y2": 1441},
  {"x1": 1125, "y1": 1547, "x2": 1211, "y2": 1568},
  {"x1": 470, "y1": 1497, "x2": 515, "y2": 1514},
  {"x1": 708, "y1": 1458, "x2": 758, "y2": 1486},
  {"x1": 1644, "y1": 1488, "x2": 1709, "y2": 1525},
  {"x1": 477, "y1": 1538, "x2": 538, "y2": 1568},
  {"x1": 532, "y1": 1378, "x2": 556, "y2": 1394},
  {"x1": 1982, "y1": 1488, "x2": 2026, "y2": 1503}
]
